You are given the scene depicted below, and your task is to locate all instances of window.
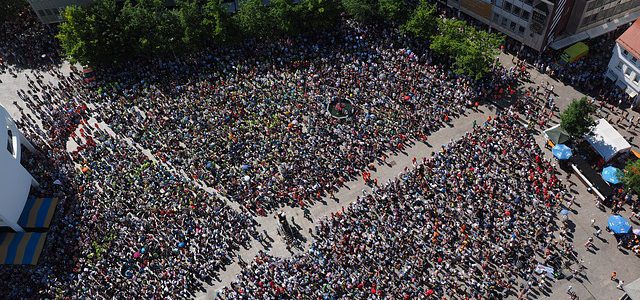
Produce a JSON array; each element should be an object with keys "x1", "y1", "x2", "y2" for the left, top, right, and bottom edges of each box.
[
  {"x1": 513, "y1": 6, "x2": 521, "y2": 16},
  {"x1": 624, "y1": 49, "x2": 629, "y2": 57},
  {"x1": 493, "y1": 13, "x2": 501, "y2": 22},
  {"x1": 518, "y1": 25, "x2": 525, "y2": 34},
  {"x1": 617, "y1": 61, "x2": 624, "y2": 70},
  {"x1": 6, "y1": 130, "x2": 13, "y2": 155},
  {"x1": 504, "y1": 2, "x2": 512, "y2": 11},
  {"x1": 521, "y1": 10, "x2": 530, "y2": 20},
  {"x1": 633, "y1": 57, "x2": 638, "y2": 64},
  {"x1": 501, "y1": 16, "x2": 508, "y2": 26},
  {"x1": 524, "y1": 0, "x2": 533, "y2": 4},
  {"x1": 634, "y1": 74, "x2": 640, "y2": 84},
  {"x1": 510, "y1": 21, "x2": 517, "y2": 31},
  {"x1": 625, "y1": 66, "x2": 632, "y2": 76}
]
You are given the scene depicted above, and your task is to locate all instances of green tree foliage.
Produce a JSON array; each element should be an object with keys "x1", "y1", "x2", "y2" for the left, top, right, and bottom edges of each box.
[
  {"x1": 378, "y1": 0, "x2": 406, "y2": 23},
  {"x1": 57, "y1": 0, "x2": 232, "y2": 65},
  {"x1": 57, "y1": 1, "x2": 127, "y2": 66},
  {"x1": 342, "y1": 0, "x2": 379, "y2": 22},
  {"x1": 430, "y1": 18, "x2": 502, "y2": 80},
  {"x1": 202, "y1": 0, "x2": 235, "y2": 43},
  {"x1": 233, "y1": 0, "x2": 339, "y2": 39},
  {"x1": 400, "y1": 0, "x2": 436, "y2": 39},
  {"x1": 269, "y1": 0, "x2": 298, "y2": 35},
  {"x1": 559, "y1": 97, "x2": 596, "y2": 138},
  {"x1": 176, "y1": 0, "x2": 207, "y2": 49},
  {"x1": 234, "y1": 0, "x2": 274, "y2": 39},
  {"x1": 622, "y1": 159, "x2": 640, "y2": 195},
  {"x1": 1, "y1": 0, "x2": 27, "y2": 22},
  {"x1": 294, "y1": 0, "x2": 340, "y2": 31}
]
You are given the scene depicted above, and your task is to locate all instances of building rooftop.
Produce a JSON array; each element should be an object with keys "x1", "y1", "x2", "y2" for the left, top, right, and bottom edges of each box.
[{"x1": 617, "y1": 18, "x2": 640, "y2": 59}]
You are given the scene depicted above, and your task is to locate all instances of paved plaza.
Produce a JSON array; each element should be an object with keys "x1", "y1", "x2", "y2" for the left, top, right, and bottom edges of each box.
[{"x1": 2, "y1": 52, "x2": 640, "y2": 299}]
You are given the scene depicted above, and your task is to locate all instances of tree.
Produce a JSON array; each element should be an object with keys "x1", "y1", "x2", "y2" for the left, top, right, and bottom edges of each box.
[
  {"x1": 430, "y1": 19, "x2": 501, "y2": 80},
  {"x1": 269, "y1": 0, "x2": 298, "y2": 35},
  {"x1": 400, "y1": 0, "x2": 437, "y2": 39},
  {"x1": 57, "y1": 0, "x2": 127, "y2": 66},
  {"x1": 622, "y1": 159, "x2": 640, "y2": 195},
  {"x1": 342, "y1": 0, "x2": 378, "y2": 22},
  {"x1": 295, "y1": 0, "x2": 340, "y2": 32},
  {"x1": 560, "y1": 97, "x2": 596, "y2": 138},
  {"x1": 177, "y1": 0, "x2": 208, "y2": 49},
  {"x1": 202, "y1": 0, "x2": 234, "y2": 43},
  {"x1": 234, "y1": 0, "x2": 274, "y2": 39},
  {"x1": 430, "y1": 19, "x2": 467, "y2": 57},
  {"x1": 378, "y1": 0, "x2": 406, "y2": 24}
]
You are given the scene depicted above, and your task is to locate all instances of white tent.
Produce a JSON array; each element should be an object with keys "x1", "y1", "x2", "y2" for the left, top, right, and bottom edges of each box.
[
  {"x1": 585, "y1": 118, "x2": 631, "y2": 162},
  {"x1": 0, "y1": 105, "x2": 38, "y2": 232}
]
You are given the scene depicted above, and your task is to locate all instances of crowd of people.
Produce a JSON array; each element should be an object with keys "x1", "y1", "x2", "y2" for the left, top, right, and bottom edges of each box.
[
  {"x1": 218, "y1": 115, "x2": 575, "y2": 299},
  {"x1": 84, "y1": 21, "x2": 488, "y2": 214},
  {"x1": 0, "y1": 7, "x2": 62, "y2": 76},
  {"x1": 2, "y1": 65, "x2": 260, "y2": 299},
  {"x1": 3, "y1": 5, "x2": 618, "y2": 299},
  {"x1": 0, "y1": 17, "x2": 523, "y2": 298},
  {"x1": 503, "y1": 25, "x2": 636, "y2": 110}
]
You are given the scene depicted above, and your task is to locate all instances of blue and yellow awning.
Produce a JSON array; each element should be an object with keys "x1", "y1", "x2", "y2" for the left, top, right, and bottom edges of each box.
[
  {"x1": 17, "y1": 197, "x2": 58, "y2": 229},
  {"x1": 0, "y1": 232, "x2": 47, "y2": 265}
]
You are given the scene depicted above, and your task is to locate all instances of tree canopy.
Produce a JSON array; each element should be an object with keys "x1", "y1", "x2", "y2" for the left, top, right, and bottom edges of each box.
[
  {"x1": 559, "y1": 97, "x2": 596, "y2": 138},
  {"x1": 56, "y1": 0, "x2": 503, "y2": 80},
  {"x1": 57, "y1": 0, "x2": 231, "y2": 66},
  {"x1": 400, "y1": 0, "x2": 437, "y2": 39},
  {"x1": 622, "y1": 159, "x2": 640, "y2": 195},
  {"x1": 430, "y1": 18, "x2": 502, "y2": 80}
]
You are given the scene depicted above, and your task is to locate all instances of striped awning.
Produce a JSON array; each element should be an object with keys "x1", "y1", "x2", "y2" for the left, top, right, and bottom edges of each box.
[
  {"x1": 0, "y1": 232, "x2": 47, "y2": 265},
  {"x1": 17, "y1": 197, "x2": 58, "y2": 229}
]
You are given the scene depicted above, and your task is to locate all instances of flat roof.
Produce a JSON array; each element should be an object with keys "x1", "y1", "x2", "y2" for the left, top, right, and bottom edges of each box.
[
  {"x1": 585, "y1": 119, "x2": 631, "y2": 162},
  {"x1": 617, "y1": 18, "x2": 640, "y2": 59}
]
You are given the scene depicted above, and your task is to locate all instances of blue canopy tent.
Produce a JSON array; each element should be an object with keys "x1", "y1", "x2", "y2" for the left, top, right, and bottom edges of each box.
[
  {"x1": 602, "y1": 166, "x2": 621, "y2": 184},
  {"x1": 552, "y1": 144, "x2": 573, "y2": 160},
  {"x1": 608, "y1": 215, "x2": 631, "y2": 234}
]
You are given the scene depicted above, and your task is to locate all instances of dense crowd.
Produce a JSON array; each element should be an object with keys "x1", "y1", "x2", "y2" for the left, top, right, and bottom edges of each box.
[
  {"x1": 86, "y1": 22, "x2": 490, "y2": 214},
  {"x1": 218, "y1": 116, "x2": 573, "y2": 299},
  {"x1": 0, "y1": 18, "x2": 519, "y2": 298},
  {"x1": 1, "y1": 66, "x2": 259, "y2": 299},
  {"x1": 0, "y1": 8, "x2": 61, "y2": 75}
]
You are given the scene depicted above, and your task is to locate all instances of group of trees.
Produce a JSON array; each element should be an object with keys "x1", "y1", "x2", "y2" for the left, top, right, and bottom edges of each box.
[
  {"x1": 56, "y1": 0, "x2": 503, "y2": 79},
  {"x1": 56, "y1": 0, "x2": 339, "y2": 66}
]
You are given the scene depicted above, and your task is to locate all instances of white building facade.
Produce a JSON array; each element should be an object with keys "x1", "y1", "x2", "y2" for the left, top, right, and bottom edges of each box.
[
  {"x1": 0, "y1": 105, "x2": 39, "y2": 232},
  {"x1": 606, "y1": 18, "x2": 640, "y2": 102}
]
